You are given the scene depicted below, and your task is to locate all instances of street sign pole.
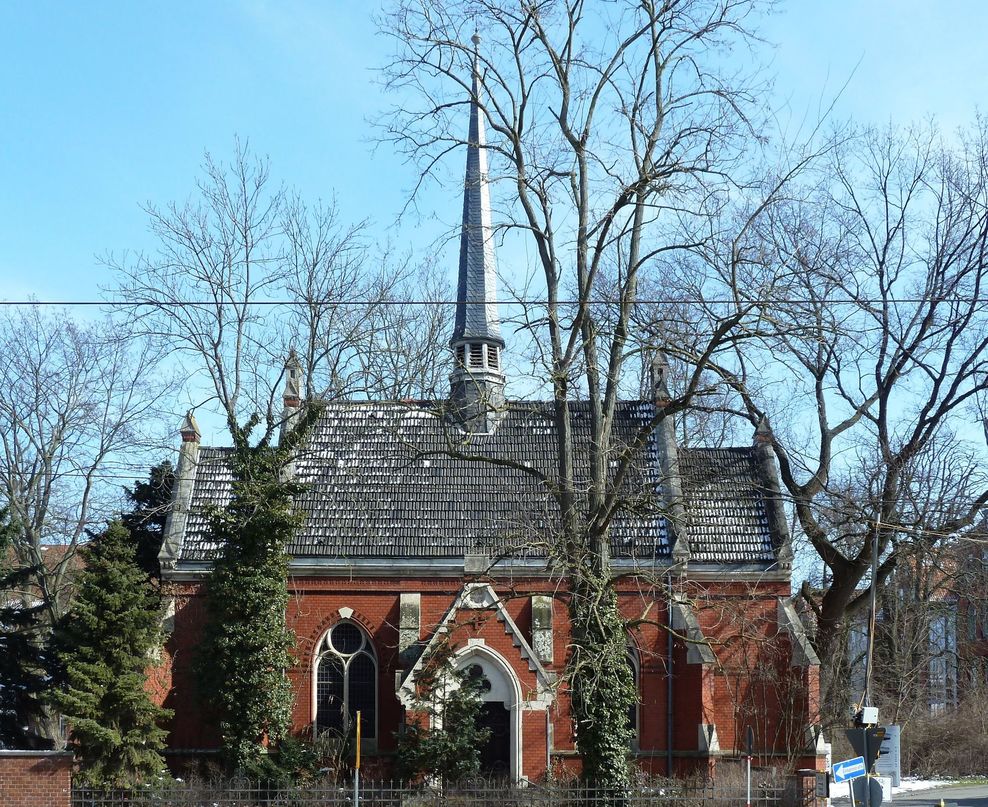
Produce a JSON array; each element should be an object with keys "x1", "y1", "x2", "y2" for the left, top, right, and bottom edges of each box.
[
  {"x1": 354, "y1": 710, "x2": 361, "y2": 807},
  {"x1": 864, "y1": 515, "x2": 881, "y2": 709},
  {"x1": 862, "y1": 731, "x2": 870, "y2": 807},
  {"x1": 746, "y1": 726, "x2": 754, "y2": 807},
  {"x1": 747, "y1": 755, "x2": 751, "y2": 807}
]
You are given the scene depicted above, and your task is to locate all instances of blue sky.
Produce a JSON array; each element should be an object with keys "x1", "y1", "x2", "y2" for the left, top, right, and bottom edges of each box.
[{"x1": 1, "y1": 1, "x2": 985, "y2": 303}]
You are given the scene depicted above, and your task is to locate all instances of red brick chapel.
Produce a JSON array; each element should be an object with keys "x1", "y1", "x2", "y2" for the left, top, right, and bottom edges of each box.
[{"x1": 152, "y1": 55, "x2": 825, "y2": 782}]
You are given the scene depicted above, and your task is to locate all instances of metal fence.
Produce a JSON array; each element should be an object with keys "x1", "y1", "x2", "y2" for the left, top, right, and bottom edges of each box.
[{"x1": 72, "y1": 779, "x2": 790, "y2": 807}]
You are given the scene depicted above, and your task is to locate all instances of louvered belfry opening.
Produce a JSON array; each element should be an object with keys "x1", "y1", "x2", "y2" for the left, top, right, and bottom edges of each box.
[
  {"x1": 453, "y1": 341, "x2": 500, "y2": 371},
  {"x1": 469, "y1": 343, "x2": 484, "y2": 368}
]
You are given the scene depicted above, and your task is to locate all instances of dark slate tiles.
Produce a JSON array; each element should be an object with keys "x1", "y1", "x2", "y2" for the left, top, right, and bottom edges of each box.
[
  {"x1": 678, "y1": 447, "x2": 776, "y2": 562},
  {"x1": 183, "y1": 447, "x2": 234, "y2": 561},
  {"x1": 179, "y1": 401, "x2": 775, "y2": 565}
]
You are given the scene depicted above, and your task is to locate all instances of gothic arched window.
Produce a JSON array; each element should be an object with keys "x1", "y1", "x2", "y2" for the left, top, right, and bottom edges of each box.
[{"x1": 315, "y1": 622, "x2": 377, "y2": 739}]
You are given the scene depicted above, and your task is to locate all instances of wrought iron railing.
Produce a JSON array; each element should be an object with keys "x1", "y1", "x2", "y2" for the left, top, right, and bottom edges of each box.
[{"x1": 71, "y1": 778, "x2": 791, "y2": 807}]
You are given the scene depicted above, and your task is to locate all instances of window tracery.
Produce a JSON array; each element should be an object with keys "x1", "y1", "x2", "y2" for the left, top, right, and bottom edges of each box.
[{"x1": 315, "y1": 621, "x2": 377, "y2": 739}]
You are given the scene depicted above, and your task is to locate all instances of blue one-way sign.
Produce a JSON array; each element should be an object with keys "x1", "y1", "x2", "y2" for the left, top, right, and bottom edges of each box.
[{"x1": 832, "y1": 756, "x2": 867, "y2": 783}]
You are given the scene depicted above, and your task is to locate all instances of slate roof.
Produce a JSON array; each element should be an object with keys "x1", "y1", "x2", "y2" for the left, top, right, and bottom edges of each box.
[
  {"x1": 178, "y1": 400, "x2": 778, "y2": 565},
  {"x1": 451, "y1": 45, "x2": 502, "y2": 345},
  {"x1": 679, "y1": 448, "x2": 775, "y2": 563}
]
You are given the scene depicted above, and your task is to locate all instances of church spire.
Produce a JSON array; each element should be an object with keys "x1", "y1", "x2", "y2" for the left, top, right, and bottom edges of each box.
[{"x1": 449, "y1": 33, "x2": 505, "y2": 431}]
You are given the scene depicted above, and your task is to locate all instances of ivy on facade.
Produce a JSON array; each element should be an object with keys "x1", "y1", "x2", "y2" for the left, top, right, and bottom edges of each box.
[
  {"x1": 197, "y1": 407, "x2": 322, "y2": 773},
  {"x1": 568, "y1": 574, "x2": 637, "y2": 786}
]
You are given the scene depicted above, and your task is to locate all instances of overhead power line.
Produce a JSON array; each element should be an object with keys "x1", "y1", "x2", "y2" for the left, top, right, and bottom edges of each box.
[{"x1": 2, "y1": 297, "x2": 984, "y2": 308}]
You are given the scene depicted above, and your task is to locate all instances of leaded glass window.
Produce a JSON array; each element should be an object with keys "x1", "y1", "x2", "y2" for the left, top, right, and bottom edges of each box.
[{"x1": 315, "y1": 622, "x2": 377, "y2": 739}]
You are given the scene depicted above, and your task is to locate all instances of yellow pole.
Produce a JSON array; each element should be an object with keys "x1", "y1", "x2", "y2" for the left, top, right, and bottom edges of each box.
[{"x1": 356, "y1": 710, "x2": 362, "y2": 770}]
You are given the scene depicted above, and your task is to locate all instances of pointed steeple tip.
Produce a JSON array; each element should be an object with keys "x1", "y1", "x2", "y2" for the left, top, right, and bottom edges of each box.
[
  {"x1": 753, "y1": 415, "x2": 772, "y2": 445},
  {"x1": 450, "y1": 30, "x2": 504, "y2": 352},
  {"x1": 179, "y1": 410, "x2": 200, "y2": 443}
]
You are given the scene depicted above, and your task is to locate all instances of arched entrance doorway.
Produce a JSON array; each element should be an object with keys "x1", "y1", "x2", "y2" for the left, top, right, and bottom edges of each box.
[
  {"x1": 466, "y1": 665, "x2": 511, "y2": 775},
  {"x1": 456, "y1": 648, "x2": 520, "y2": 780}
]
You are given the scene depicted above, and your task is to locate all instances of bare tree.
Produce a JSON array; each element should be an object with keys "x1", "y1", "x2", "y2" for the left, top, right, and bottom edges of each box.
[
  {"x1": 280, "y1": 195, "x2": 454, "y2": 401},
  {"x1": 107, "y1": 142, "x2": 457, "y2": 768},
  {"x1": 108, "y1": 143, "x2": 292, "y2": 436},
  {"x1": 110, "y1": 143, "x2": 454, "y2": 430},
  {"x1": 381, "y1": 0, "x2": 814, "y2": 784},
  {"x1": 694, "y1": 585, "x2": 815, "y2": 767},
  {"x1": 707, "y1": 123, "x2": 988, "y2": 718},
  {"x1": 279, "y1": 192, "x2": 377, "y2": 400},
  {"x1": 0, "y1": 306, "x2": 168, "y2": 625},
  {"x1": 352, "y1": 259, "x2": 454, "y2": 400},
  {"x1": 864, "y1": 472, "x2": 988, "y2": 726}
]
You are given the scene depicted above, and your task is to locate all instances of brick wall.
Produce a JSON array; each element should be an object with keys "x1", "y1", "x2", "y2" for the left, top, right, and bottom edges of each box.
[
  {"x1": 0, "y1": 751, "x2": 73, "y2": 807},
  {"x1": 154, "y1": 575, "x2": 821, "y2": 779}
]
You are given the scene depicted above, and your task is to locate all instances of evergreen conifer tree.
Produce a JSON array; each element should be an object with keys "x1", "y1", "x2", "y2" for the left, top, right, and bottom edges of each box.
[
  {"x1": 120, "y1": 461, "x2": 174, "y2": 580},
  {"x1": 396, "y1": 652, "x2": 491, "y2": 784},
  {"x1": 52, "y1": 520, "x2": 172, "y2": 785},
  {"x1": 0, "y1": 510, "x2": 51, "y2": 749}
]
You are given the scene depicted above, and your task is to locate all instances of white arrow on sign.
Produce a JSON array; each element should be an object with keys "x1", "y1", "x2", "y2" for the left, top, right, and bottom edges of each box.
[{"x1": 832, "y1": 756, "x2": 867, "y2": 783}]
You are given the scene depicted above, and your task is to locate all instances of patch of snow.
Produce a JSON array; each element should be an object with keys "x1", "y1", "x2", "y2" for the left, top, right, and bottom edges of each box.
[
  {"x1": 832, "y1": 776, "x2": 958, "y2": 802},
  {"x1": 893, "y1": 777, "x2": 961, "y2": 794}
]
